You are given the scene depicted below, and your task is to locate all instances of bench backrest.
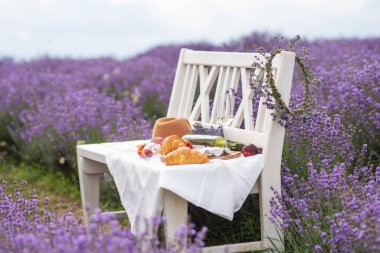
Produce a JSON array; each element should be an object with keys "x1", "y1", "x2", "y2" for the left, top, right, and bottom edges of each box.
[{"x1": 167, "y1": 49, "x2": 295, "y2": 152}]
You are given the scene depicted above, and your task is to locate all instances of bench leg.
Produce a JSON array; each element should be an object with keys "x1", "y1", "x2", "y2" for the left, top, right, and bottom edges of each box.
[
  {"x1": 78, "y1": 156, "x2": 101, "y2": 231},
  {"x1": 259, "y1": 175, "x2": 284, "y2": 251},
  {"x1": 163, "y1": 190, "x2": 188, "y2": 250}
]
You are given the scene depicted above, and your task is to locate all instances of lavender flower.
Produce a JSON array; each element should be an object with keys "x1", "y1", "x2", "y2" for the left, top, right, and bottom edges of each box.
[{"x1": 0, "y1": 180, "x2": 207, "y2": 253}]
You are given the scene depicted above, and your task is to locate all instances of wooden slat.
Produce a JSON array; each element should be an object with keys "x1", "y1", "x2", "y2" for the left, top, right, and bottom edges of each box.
[
  {"x1": 167, "y1": 49, "x2": 187, "y2": 117},
  {"x1": 230, "y1": 68, "x2": 254, "y2": 130},
  {"x1": 77, "y1": 145, "x2": 109, "y2": 164},
  {"x1": 77, "y1": 140, "x2": 148, "y2": 165},
  {"x1": 254, "y1": 96, "x2": 266, "y2": 132},
  {"x1": 231, "y1": 104, "x2": 243, "y2": 128},
  {"x1": 189, "y1": 96, "x2": 202, "y2": 121},
  {"x1": 177, "y1": 64, "x2": 191, "y2": 117},
  {"x1": 204, "y1": 66, "x2": 219, "y2": 94},
  {"x1": 210, "y1": 67, "x2": 225, "y2": 124},
  {"x1": 183, "y1": 50, "x2": 266, "y2": 68},
  {"x1": 183, "y1": 65, "x2": 199, "y2": 116},
  {"x1": 189, "y1": 66, "x2": 219, "y2": 121},
  {"x1": 226, "y1": 127, "x2": 267, "y2": 148},
  {"x1": 101, "y1": 211, "x2": 128, "y2": 219},
  {"x1": 199, "y1": 66, "x2": 210, "y2": 122},
  {"x1": 262, "y1": 109, "x2": 271, "y2": 134},
  {"x1": 230, "y1": 67, "x2": 240, "y2": 90},
  {"x1": 220, "y1": 66, "x2": 231, "y2": 105},
  {"x1": 189, "y1": 121, "x2": 267, "y2": 148},
  {"x1": 241, "y1": 68, "x2": 254, "y2": 130},
  {"x1": 254, "y1": 67, "x2": 269, "y2": 133},
  {"x1": 202, "y1": 241, "x2": 263, "y2": 253},
  {"x1": 229, "y1": 67, "x2": 240, "y2": 126}
]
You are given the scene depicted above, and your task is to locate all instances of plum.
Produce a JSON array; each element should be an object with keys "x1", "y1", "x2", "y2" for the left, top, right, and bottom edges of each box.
[{"x1": 242, "y1": 144, "x2": 258, "y2": 157}]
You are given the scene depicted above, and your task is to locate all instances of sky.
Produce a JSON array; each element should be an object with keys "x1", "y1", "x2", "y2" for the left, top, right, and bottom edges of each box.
[{"x1": 0, "y1": 0, "x2": 379, "y2": 60}]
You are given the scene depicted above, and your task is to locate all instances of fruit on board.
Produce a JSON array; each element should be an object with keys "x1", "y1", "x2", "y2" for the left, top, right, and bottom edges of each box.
[
  {"x1": 137, "y1": 143, "x2": 147, "y2": 157},
  {"x1": 242, "y1": 144, "x2": 258, "y2": 157},
  {"x1": 152, "y1": 136, "x2": 164, "y2": 145},
  {"x1": 142, "y1": 148, "x2": 153, "y2": 158},
  {"x1": 184, "y1": 140, "x2": 192, "y2": 149}
]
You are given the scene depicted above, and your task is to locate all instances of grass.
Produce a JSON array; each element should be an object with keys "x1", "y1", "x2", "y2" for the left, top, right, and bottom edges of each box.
[
  {"x1": 0, "y1": 158, "x2": 127, "y2": 218},
  {"x1": 0, "y1": 160, "x2": 82, "y2": 216},
  {"x1": 189, "y1": 194, "x2": 261, "y2": 247}
]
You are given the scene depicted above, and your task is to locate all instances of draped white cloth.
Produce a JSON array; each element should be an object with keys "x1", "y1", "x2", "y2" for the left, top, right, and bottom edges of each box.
[{"x1": 104, "y1": 141, "x2": 264, "y2": 233}]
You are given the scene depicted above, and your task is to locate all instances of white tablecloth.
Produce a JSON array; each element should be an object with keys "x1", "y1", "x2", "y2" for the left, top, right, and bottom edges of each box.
[{"x1": 104, "y1": 141, "x2": 264, "y2": 233}]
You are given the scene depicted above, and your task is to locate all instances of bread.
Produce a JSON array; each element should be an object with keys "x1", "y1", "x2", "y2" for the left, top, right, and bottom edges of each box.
[
  {"x1": 160, "y1": 135, "x2": 187, "y2": 155},
  {"x1": 164, "y1": 147, "x2": 209, "y2": 166}
]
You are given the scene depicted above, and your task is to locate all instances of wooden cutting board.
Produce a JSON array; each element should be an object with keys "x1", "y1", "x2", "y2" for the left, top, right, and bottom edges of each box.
[
  {"x1": 208, "y1": 151, "x2": 241, "y2": 160},
  {"x1": 160, "y1": 151, "x2": 241, "y2": 162}
]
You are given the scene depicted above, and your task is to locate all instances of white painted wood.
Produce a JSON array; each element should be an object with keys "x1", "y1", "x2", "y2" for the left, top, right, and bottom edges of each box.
[
  {"x1": 168, "y1": 48, "x2": 189, "y2": 117},
  {"x1": 78, "y1": 156, "x2": 101, "y2": 230},
  {"x1": 202, "y1": 241, "x2": 263, "y2": 253},
  {"x1": 210, "y1": 66, "x2": 226, "y2": 124},
  {"x1": 250, "y1": 181, "x2": 259, "y2": 194},
  {"x1": 230, "y1": 67, "x2": 240, "y2": 91},
  {"x1": 226, "y1": 127, "x2": 267, "y2": 148},
  {"x1": 182, "y1": 65, "x2": 199, "y2": 116},
  {"x1": 101, "y1": 211, "x2": 128, "y2": 219},
  {"x1": 76, "y1": 140, "x2": 147, "y2": 164},
  {"x1": 183, "y1": 50, "x2": 267, "y2": 68},
  {"x1": 189, "y1": 66, "x2": 205, "y2": 121},
  {"x1": 77, "y1": 49, "x2": 295, "y2": 252},
  {"x1": 242, "y1": 68, "x2": 255, "y2": 130},
  {"x1": 199, "y1": 66, "x2": 210, "y2": 122},
  {"x1": 259, "y1": 51, "x2": 295, "y2": 250},
  {"x1": 220, "y1": 66, "x2": 231, "y2": 105},
  {"x1": 230, "y1": 68, "x2": 254, "y2": 130},
  {"x1": 189, "y1": 66, "x2": 219, "y2": 121},
  {"x1": 163, "y1": 189, "x2": 188, "y2": 250},
  {"x1": 254, "y1": 96, "x2": 266, "y2": 132},
  {"x1": 177, "y1": 64, "x2": 192, "y2": 117}
]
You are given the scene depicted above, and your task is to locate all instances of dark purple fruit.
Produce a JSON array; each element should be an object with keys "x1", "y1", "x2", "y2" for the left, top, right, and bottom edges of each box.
[{"x1": 242, "y1": 144, "x2": 258, "y2": 157}]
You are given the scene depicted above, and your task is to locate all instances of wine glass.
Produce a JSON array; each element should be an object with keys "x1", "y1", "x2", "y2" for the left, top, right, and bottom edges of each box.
[{"x1": 216, "y1": 88, "x2": 235, "y2": 151}]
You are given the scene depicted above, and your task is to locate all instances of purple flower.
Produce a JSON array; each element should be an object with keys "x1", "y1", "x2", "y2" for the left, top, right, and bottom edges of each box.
[{"x1": 0, "y1": 180, "x2": 207, "y2": 253}]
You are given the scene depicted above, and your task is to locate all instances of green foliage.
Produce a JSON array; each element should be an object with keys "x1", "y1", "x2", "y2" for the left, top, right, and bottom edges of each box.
[
  {"x1": 0, "y1": 111, "x2": 12, "y2": 143},
  {"x1": 0, "y1": 161, "x2": 79, "y2": 200},
  {"x1": 190, "y1": 194, "x2": 261, "y2": 247},
  {"x1": 0, "y1": 160, "x2": 125, "y2": 215}
]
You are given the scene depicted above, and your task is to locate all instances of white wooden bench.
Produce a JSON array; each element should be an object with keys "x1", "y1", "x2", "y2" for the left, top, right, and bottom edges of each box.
[{"x1": 77, "y1": 48, "x2": 295, "y2": 252}]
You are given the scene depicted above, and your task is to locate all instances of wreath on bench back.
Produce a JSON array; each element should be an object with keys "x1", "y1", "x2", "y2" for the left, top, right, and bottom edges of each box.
[{"x1": 250, "y1": 35, "x2": 320, "y2": 127}]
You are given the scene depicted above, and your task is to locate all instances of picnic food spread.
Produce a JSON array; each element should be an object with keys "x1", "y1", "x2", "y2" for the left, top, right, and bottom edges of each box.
[{"x1": 136, "y1": 117, "x2": 261, "y2": 165}]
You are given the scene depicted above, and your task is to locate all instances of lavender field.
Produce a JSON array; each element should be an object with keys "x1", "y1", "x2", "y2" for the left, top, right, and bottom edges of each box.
[{"x1": 0, "y1": 33, "x2": 379, "y2": 252}]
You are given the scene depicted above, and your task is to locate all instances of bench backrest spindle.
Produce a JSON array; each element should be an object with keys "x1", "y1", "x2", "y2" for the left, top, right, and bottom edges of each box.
[{"x1": 167, "y1": 48, "x2": 295, "y2": 149}]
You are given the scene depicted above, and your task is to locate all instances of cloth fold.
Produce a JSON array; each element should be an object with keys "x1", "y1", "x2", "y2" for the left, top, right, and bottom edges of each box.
[{"x1": 104, "y1": 141, "x2": 264, "y2": 234}]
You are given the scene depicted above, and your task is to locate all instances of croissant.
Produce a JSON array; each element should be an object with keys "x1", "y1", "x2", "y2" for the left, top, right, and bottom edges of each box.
[
  {"x1": 164, "y1": 147, "x2": 209, "y2": 166},
  {"x1": 160, "y1": 135, "x2": 186, "y2": 155}
]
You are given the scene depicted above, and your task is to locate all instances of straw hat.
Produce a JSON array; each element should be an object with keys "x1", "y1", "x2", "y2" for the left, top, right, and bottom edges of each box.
[{"x1": 152, "y1": 117, "x2": 192, "y2": 139}]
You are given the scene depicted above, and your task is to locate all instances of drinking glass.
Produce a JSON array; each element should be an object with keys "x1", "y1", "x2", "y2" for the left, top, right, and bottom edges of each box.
[{"x1": 216, "y1": 88, "x2": 235, "y2": 150}]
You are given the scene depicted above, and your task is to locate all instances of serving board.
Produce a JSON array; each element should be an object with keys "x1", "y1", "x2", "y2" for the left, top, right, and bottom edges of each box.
[
  {"x1": 160, "y1": 151, "x2": 241, "y2": 163},
  {"x1": 208, "y1": 151, "x2": 241, "y2": 160}
]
